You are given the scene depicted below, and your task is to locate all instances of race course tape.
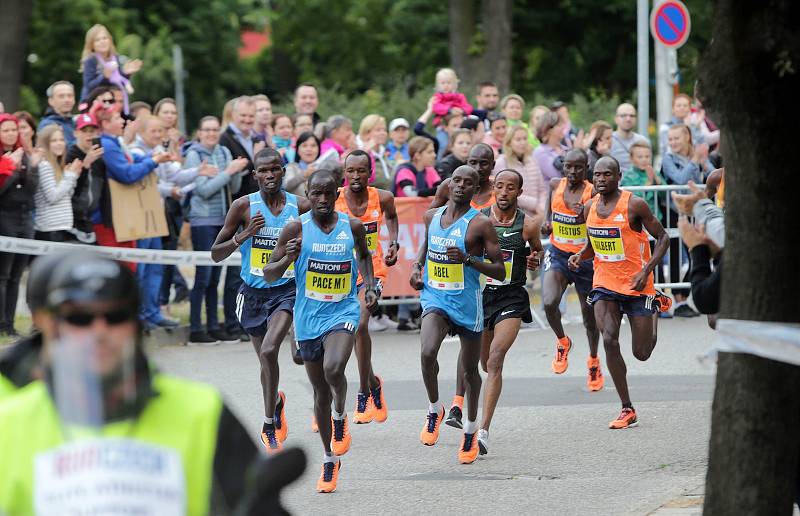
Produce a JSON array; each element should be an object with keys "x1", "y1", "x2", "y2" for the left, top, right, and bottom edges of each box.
[
  {"x1": 716, "y1": 318, "x2": 800, "y2": 367},
  {"x1": 0, "y1": 236, "x2": 240, "y2": 267}
]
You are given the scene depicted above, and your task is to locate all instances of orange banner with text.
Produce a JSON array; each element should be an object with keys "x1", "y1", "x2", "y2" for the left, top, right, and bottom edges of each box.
[{"x1": 377, "y1": 197, "x2": 431, "y2": 297}]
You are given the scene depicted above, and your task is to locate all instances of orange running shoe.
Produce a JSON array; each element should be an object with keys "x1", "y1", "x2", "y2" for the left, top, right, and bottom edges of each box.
[
  {"x1": 458, "y1": 432, "x2": 479, "y2": 464},
  {"x1": 420, "y1": 407, "x2": 445, "y2": 446},
  {"x1": 609, "y1": 407, "x2": 638, "y2": 429},
  {"x1": 587, "y1": 356, "x2": 605, "y2": 391},
  {"x1": 260, "y1": 423, "x2": 283, "y2": 454},
  {"x1": 316, "y1": 460, "x2": 341, "y2": 493},
  {"x1": 311, "y1": 415, "x2": 319, "y2": 433},
  {"x1": 330, "y1": 416, "x2": 352, "y2": 456},
  {"x1": 274, "y1": 391, "x2": 288, "y2": 442},
  {"x1": 371, "y1": 376, "x2": 388, "y2": 423},
  {"x1": 551, "y1": 337, "x2": 572, "y2": 374},
  {"x1": 654, "y1": 290, "x2": 673, "y2": 313},
  {"x1": 352, "y1": 392, "x2": 374, "y2": 424}
]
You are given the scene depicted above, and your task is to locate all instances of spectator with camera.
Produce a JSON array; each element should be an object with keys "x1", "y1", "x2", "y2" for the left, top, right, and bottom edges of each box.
[{"x1": 65, "y1": 113, "x2": 105, "y2": 244}]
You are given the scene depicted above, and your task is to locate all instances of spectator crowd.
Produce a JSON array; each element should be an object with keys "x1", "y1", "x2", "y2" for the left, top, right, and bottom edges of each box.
[{"x1": 0, "y1": 24, "x2": 724, "y2": 339}]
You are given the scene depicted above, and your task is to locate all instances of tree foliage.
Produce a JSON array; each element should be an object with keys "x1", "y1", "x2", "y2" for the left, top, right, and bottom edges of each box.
[{"x1": 15, "y1": 0, "x2": 711, "y2": 129}]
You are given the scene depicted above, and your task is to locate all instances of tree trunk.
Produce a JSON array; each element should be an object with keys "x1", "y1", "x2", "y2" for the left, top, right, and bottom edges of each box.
[
  {"x1": 699, "y1": 1, "x2": 800, "y2": 514},
  {"x1": 0, "y1": 0, "x2": 33, "y2": 111},
  {"x1": 448, "y1": 0, "x2": 512, "y2": 97}
]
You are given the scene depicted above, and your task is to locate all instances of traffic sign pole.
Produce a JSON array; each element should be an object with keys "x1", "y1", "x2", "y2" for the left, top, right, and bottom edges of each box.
[{"x1": 636, "y1": 0, "x2": 649, "y2": 138}]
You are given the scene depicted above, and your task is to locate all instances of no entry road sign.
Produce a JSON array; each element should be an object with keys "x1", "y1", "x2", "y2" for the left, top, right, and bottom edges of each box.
[{"x1": 650, "y1": 0, "x2": 691, "y2": 49}]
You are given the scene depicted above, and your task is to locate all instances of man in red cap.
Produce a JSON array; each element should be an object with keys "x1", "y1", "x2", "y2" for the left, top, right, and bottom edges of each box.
[{"x1": 66, "y1": 113, "x2": 105, "y2": 243}]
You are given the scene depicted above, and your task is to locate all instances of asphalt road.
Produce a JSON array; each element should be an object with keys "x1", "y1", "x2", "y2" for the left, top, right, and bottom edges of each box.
[{"x1": 150, "y1": 311, "x2": 718, "y2": 516}]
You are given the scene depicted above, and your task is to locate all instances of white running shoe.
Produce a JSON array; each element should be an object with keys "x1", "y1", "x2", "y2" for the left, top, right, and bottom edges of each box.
[
  {"x1": 378, "y1": 314, "x2": 398, "y2": 329},
  {"x1": 368, "y1": 316, "x2": 388, "y2": 332},
  {"x1": 477, "y1": 428, "x2": 489, "y2": 455}
]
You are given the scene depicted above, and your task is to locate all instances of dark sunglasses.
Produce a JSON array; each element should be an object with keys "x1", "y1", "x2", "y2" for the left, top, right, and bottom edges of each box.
[
  {"x1": 101, "y1": 98, "x2": 116, "y2": 105},
  {"x1": 59, "y1": 308, "x2": 134, "y2": 327}
]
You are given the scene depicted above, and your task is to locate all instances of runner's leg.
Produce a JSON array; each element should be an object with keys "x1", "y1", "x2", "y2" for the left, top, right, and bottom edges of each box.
[
  {"x1": 420, "y1": 313, "x2": 450, "y2": 404},
  {"x1": 480, "y1": 329, "x2": 493, "y2": 373},
  {"x1": 323, "y1": 331, "x2": 356, "y2": 416},
  {"x1": 355, "y1": 289, "x2": 379, "y2": 393},
  {"x1": 579, "y1": 293, "x2": 600, "y2": 357},
  {"x1": 543, "y1": 270, "x2": 569, "y2": 338},
  {"x1": 305, "y1": 359, "x2": 333, "y2": 453},
  {"x1": 629, "y1": 312, "x2": 657, "y2": 361},
  {"x1": 259, "y1": 310, "x2": 293, "y2": 416},
  {"x1": 480, "y1": 317, "x2": 521, "y2": 431},
  {"x1": 250, "y1": 334, "x2": 269, "y2": 417},
  {"x1": 595, "y1": 299, "x2": 630, "y2": 405},
  {"x1": 459, "y1": 332, "x2": 483, "y2": 424}
]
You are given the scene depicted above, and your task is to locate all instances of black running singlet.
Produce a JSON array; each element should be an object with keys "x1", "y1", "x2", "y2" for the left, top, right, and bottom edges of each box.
[{"x1": 481, "y1": 207, "x2": 529, "y2": 289}]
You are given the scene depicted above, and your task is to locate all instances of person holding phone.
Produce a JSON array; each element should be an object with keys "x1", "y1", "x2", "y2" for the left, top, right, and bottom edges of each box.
[{"x1": 65, "y1": 113, "x2": 105, "y2": 244}]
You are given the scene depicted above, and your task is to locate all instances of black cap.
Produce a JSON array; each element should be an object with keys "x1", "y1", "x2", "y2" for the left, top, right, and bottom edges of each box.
[
  {"x1": 47, "y1": 254, "x2": 140, "y2": 314},
  {"x1": 26, "y1": 252, "x2": 72, "y2": 312},
  {"x1": 460, "y1": 116, "x2": 480, "y2": 131}
]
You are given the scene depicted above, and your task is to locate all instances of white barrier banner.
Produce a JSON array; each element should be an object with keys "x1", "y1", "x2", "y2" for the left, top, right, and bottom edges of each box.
[{"x1": 716, "y1": 319, "x2": 800, "y2": 367}]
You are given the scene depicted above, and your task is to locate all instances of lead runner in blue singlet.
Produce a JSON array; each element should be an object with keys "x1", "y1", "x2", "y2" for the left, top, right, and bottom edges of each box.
[
  {"x1": 264, "y1": 169, "x2": 377, "y2": 494},
  {"x1": 410, "y1": 165, "x2": 505, "y2": 465},
  {"x1": 212, "y1": 148, "x2": 311, "y2": 454}
]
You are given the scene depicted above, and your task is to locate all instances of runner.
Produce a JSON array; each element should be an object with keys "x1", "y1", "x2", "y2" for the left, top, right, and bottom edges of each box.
[
  {"x1": 429, "y1": 143, "x2": 495, "y2": 425},
  {"x1": 541, "y1": 148, "x2": 602, "y2": 389},
  {"x1": 334, "y1": 149, "x2": 398, "y2": 425},
  {"x1": 475, "y1": 169, "x2": 543, "y2": 455},
  {"x1": 431, "y1": 143, "x2": 496, "y2": 210},
  {"x1": 211, "y1": 147, "x2": 310, "y2": 453},
  {"x1": 410, "y1": 165, "x2": 505, "y2": 464},
  {"x1": 264, "y1": 169, "x2": 377, "y2": 493},
  {"x1": 568, "y1": 156, "x2": 671, "y2": 429}
]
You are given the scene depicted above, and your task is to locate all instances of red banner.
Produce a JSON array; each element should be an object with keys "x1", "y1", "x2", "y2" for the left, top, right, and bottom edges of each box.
[{"x1": 376, "y1": 197, "x2": 431, "y2": 297}]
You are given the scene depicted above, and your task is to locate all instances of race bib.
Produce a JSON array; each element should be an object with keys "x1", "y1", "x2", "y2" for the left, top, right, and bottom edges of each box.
[
  {"x1": 250, "y1": 235, "x2": 294, "y2": 278},
  {"x1": 552, "y1": 212, "x2": 587, "y2": 246},
  {"x1": 363, "y1": 221, "x2": 379, "y2": 253},
  {"x1": 485, "y1": 249, "x2": 513, "y2": 286},
  {"x1": 305, "y1": 258, "x2": 352, "y2": 301},
  {"x1": 426, "y1": 249, "x2": 464, "y2": 290},
  {"x1": 34, "y1": 438, "x2": 185, "y2": 516},
  {"x1": 588, "y1": 226, "x2": 625, "y2": 262}
]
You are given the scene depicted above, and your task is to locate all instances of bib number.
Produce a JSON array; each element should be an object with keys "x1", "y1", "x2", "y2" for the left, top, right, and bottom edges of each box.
[
  {"x1": 426, "y1": 249, "x2": 464, "y2": 290},
  {"x1": 552, "y1": 212, "x2": 587, "y2": 246},
  {"x1": 34, "y1": 438, "x2": 185, "y2": 516},
  {"x1": 364, "y1": 221, "x2": 378, "y2": 253},
  {"x1": 485, "y1": 249, "x2": 513, "y2": 286},
  {"x1": 588, "y1": 226, "x2": 625, "y2": 262},
  {"x1": 250, "y1": 235, "x2": 294, "y2": 278},
  {"x1": 305, "y1": 258, "x2": 352, "y2": 301}
]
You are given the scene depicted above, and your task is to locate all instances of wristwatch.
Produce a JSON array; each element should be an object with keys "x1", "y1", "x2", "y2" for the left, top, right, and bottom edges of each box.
[
  {"x1": 412, "y1": 261, "x2": 423, "y2": 271},
  {"x1": 389, "y1": 240, "x2": 400, "y2": 250},
  {"x1": 464, "y1": 254, "x2": 475, "y2": 266}
]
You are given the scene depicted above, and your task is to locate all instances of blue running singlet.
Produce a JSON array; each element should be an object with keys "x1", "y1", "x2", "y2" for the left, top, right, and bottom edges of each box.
[
  {"x1": 293, "y1": 211, "x2": 361, "y2": 340},
  {"x1": 239, "y1": 191, "x2": 299, "y2": 288},
  {"x1": 421, "y1": 206, "x2": 483, "y2": 332}
]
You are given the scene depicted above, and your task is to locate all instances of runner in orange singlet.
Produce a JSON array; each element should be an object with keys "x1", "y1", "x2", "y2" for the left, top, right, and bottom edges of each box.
[
  {"x1": 568, "y1": 156, "x2": 671, "y2": 429},
  {"x1": 541, "y1": 149, "x2": 602, "y2": 390},
  {"x1": 335, "y1": 150, "x2": 399, "y2": 424}
]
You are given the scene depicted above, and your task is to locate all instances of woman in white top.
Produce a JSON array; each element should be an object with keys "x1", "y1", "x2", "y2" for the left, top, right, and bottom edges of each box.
[
  {"x1": 33, "y1": 125, "x2": 83, "y2": 241},
  {"x1": 493, "y1": 124, "x2": 547, "y2": 221}
]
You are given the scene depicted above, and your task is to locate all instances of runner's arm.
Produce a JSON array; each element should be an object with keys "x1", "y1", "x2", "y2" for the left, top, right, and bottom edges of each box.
[
  {"x1": 632, "y1": 195, "x2": 669, "y2": 272},
  {"x1": 523, "y1": 214, "x2": 544, "y2": 270},
  {"x1": 297, "y1": 196, "x2": 312, "y2": 215},
  {"x1": 410, "y1": 209, "x2": 434, "y2": 289},
  {"x1": 541, "y1": 178, "x2": 559, "y2": 235},
  {"x1": 428, "y1": 179, "x2": 450, "y2": 209},
  {"x1": 572, "y1": 200, "x2": 596, "y2": 262},
  {"x1": 463, "y1": 215, "x2": 505, "y2": 281},
  {"x1": 211, "y1": 197, "x2": 256, "y2": 262},
  {"x1": 380, "y1": 190, "x2": 400, "y2": 265},
  {"x1": 263, "y1": 221, "x2": 301, "y2": 282},
  {"x1": 351, "y1": 218, "x2": 378, "y2": 309}
]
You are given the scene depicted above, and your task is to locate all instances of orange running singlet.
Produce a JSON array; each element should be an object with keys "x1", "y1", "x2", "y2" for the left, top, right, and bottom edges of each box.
[
  {"x1": 586, "y1": 190, "x2": 655, "y2": 297},
  {"x1": 550, "y1": 178, "x2": 593, "y2": 254},
  {"x1": 471, "y1": 192, "x2": 495, "y2": 210},
  {"x1": 335, "y1": 186, "x2": 387, "y2": 283}
]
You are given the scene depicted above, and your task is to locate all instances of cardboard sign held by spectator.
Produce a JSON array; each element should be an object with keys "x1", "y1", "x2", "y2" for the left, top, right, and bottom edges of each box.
[{"x1": 108, "y1": 172, "x2": 168, "y2": 242}]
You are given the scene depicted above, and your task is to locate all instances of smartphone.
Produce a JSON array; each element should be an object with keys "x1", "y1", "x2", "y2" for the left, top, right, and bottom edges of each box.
[
  {"x1": 91, "y1": 137, "x2": 101, "y2": 147},
  {"x1": 162, "y1": 140, "x2": 170, "y2": 151}
]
